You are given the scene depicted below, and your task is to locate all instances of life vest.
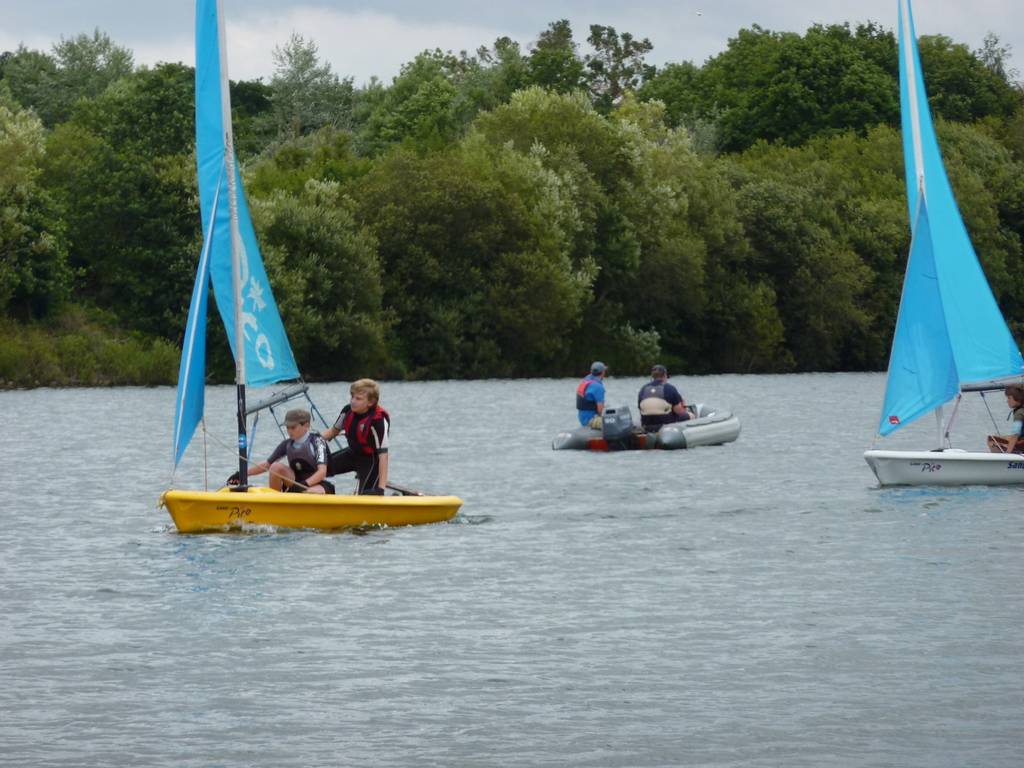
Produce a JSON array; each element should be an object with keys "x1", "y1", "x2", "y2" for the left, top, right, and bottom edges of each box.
[
  {"x1": 343, "y1": 406, "x2": 390, "y2": 455},
  {"x1": 286, "y1": 432, "x2": 328, "y2": 481},
  {"x1": 1012, "y1": 406, "x2": 1024, "y2": 437},
  {"x1": 638, "y1": 382, "x2": 673, "y2": 416},
  {"x1": 576, "y1": 377, "x2": 601, "y2": 411}
]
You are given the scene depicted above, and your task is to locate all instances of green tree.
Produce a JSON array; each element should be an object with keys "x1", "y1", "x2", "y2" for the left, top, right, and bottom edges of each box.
[
  {"x1": 637, "y1": 61, "x2": 702, "y2": 128},
  {"x1": 918, "y1": 34, "x2": 1020, "y2": 122},
  {"x1": 696, "y1": 24, "x2": 898, "y2": 152},
  {"x1": 0, "y1": 85, "x2": 70, "y2": 318},
  {"x1": 247, "y1": 127, "x2": 372, "y2": 198},
  {"x1": 453, "y1": 37, "x2": 531, "y2": 123},
  {"x1": 527, "y1": 20, "x2": 585, "y2": 93},
  {"x1": 933, "y1": 121, "x2": 1024, "y2": 337},
  {"x1": 473, "y1": 88, "x2": 659, "y2": 368},
  {"x1": 354, "y1": 140, "x2": 593, "y2": 378},
  {"x1": 269, "y1": 33, "x2": 354, "y2": 139},
  {"x1": 0, "y1": 31, "x2": 133, "y2": 126},
  {"x1": 358, "y1": 50, "x2": 467, "y2": 155},
  {"x1": 584, "y1": 25, "x2": 654, "y2": 113},
  {"x1": 0, "y1": 46, "x2": 61, "y2": 124},
  {"x1": 41, "y1": 63, "x2": 197, "y2": 337},
  {"x1": 473, "y1": 86, "x2": 636, "y2": 193},
  {"x1": 250, "y1": 179, "x2": 388, "y2": 378},
  {"x1": 230, "y1": 78, "x2": 275, "y2": 158},
  {"x1": 976, "y1": 33, "x2": 1019, "y2": 83},
  {"x1": 53, "y1": 29, "x2": 134, "y2": 110},
  {"x1": 726, "y1": 128, "x2": 908, "y2": 371}
]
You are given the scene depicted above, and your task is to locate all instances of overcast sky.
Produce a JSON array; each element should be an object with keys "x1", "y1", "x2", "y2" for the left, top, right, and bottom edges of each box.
[{"x1": 2, "y1": 1, "x2": 1020, "y2": 85}]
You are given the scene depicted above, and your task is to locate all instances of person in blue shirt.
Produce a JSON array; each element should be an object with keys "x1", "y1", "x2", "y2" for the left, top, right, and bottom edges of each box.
[
  {"x1": 637, "y1": 364, "x2": 693, "y2": 430},
  {"x1": 576, "y1": 361, "x2": 608, "y2": 428}
]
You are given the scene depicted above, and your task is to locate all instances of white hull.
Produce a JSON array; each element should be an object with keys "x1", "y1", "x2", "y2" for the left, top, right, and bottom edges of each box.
[{"x1": 864, "y1": 449, "x2": 1024, "y2": 486}]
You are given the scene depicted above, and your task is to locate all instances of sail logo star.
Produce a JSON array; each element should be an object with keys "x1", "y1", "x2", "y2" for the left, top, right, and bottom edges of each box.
[
  {"x1": 247, "y1": 276, "x2": 267, "y2": 312},
  {"x1": 888, "y1": 415, "x2": 901, "y2": 425},
  {"x1": 238, "y1": 251, "x2": 275, "y2": 370}
]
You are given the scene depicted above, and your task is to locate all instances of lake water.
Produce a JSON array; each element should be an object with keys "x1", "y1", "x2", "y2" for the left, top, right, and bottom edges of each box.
[{"x1": 1, "y1": 373, "x2": 1022, "y2": 767}]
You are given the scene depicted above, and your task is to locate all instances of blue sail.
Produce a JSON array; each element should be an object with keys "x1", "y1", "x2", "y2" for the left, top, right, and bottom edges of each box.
[
  {"x1": 174, "y1": 0, "x2": 300, "y2": 466},
  {"x1": 195, "y1": 0, "x2": 299, "y2": 388},
  {"x1": 172, "y1": 192, "x2": 220, "y2": 466},
  {"x1": 879, "y1": 0, "x2": 1024, "y2": 435},
  {"x1": 878, "y1": 200, "x2": 959, "y2": 435}
]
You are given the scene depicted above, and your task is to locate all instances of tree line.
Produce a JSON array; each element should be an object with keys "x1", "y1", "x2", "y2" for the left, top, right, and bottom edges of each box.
[{"x1": 1, "y1": 21, "x2": 1023, "y2": 385}]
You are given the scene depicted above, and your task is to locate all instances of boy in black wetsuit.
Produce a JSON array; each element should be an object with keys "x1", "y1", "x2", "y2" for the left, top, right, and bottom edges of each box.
[
  {"x1": 322, "y1": 379, "x2": 390, "y2": 495},
  {"x1": 228, "y1": 408, "x2": 334, "y2": 493}
]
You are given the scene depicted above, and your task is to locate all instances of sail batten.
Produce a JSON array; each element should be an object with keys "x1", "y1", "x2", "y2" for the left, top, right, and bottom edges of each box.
[{"x1": 878, "y1": 0, "x2": 1024, "y2": 436}]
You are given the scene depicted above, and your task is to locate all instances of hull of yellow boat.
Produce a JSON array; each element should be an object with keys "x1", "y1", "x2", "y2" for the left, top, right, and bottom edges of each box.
[{"x1": 160, "y1": 486, "x2": 462, "y2": 533}]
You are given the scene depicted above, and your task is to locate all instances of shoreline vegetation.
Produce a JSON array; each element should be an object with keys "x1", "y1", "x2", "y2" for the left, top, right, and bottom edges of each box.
[
  {"x1": 2, "y1": 21, "x2": 1023, "y2": 389},
  {"x1": 0, "y1": 308, "x2": 179, "y2": 388}
]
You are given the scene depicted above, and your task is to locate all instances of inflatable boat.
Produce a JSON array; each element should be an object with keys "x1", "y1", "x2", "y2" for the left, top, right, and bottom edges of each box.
[{"x1": 552, "y1": 404, "x2": 740, "y2": 451}]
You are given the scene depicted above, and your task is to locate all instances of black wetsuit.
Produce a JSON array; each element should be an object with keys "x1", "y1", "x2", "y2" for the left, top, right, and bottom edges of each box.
[
  {"x1": 327, "y1": 405, "x2": 390, "y2": 494},
  {"x1": 267, "y1": 432, "x2": 334, "y2": 493}
]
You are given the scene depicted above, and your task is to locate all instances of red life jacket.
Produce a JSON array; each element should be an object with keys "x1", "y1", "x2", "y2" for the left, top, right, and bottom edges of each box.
[
  {"x1": 343, "y1": 405, "x2": 390, "y2": 455},
  {"x1": 576, "y1": 377, "x2": 599, "y2": 411}
]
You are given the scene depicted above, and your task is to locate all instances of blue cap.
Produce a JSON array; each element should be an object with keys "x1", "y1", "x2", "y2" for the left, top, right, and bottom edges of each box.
[{"x1": 590, "y1": 361, "x2": 607, "y2": 374}]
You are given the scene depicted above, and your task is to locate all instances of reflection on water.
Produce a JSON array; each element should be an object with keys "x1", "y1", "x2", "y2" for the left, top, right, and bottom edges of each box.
[{"x1": 1, "y1": 374, "x2": 1023, "y2": 767}]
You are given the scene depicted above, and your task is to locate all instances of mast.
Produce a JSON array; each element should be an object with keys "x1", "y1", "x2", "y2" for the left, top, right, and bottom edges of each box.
[{"x1": 216, "y1": 0, "x2": 249, "y2": 489}]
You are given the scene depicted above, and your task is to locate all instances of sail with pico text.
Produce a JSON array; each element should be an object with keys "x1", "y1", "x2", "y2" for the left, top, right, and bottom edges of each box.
[
  {"x1": 173, "y1": 0, "x2": 299, "y2": 466},
  {"x1": 876, "y1": 0, "x2": 1023, "y2": 437}
]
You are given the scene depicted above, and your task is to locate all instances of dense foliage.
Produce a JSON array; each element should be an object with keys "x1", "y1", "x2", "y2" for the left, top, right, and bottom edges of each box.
[{"x1": 1, "y1": 21, "x2": 1022, "y2": 385}]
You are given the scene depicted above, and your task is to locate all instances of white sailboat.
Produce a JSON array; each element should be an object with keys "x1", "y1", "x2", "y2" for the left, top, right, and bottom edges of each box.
[
  {"x1": 863, "y1": 0, "x2": 1024, "y2": 486},
  {"x1": 159, "y1": 0, "x2": 462, "y2": 530}
]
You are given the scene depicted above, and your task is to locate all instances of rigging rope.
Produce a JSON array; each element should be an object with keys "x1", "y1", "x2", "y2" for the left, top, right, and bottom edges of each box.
[
  {"x1": 980, "y1": 391, "x2": 1002, "y2": 434},
  {"x1": 171, "y1": 421, "x2": 313, "y2": 492}
]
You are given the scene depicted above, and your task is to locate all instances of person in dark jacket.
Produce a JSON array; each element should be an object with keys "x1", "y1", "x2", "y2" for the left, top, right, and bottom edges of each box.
[{"x1": 637, "y1": 364, "x2": 693, "y2": 430}]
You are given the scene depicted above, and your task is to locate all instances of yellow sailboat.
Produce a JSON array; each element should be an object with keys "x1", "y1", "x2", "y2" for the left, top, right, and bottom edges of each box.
[
  {"x1": 161, "y1": 0, "x2": 461, "y2": 532},
  {"x1": 161, "y1": 486, "x2": 462, "y2": 533}
]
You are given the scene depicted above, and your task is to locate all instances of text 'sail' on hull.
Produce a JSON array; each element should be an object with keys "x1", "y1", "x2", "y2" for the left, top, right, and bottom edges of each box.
[
  {"x1": 160, "y1": 487, "x2": 462, "y2": 532},
  {"x1": 864, "y1": 449, "x2": 1024, "y2": 487}
]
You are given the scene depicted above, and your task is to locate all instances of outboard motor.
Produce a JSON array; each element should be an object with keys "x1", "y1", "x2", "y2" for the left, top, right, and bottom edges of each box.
[{"x1": 601, "y1": 405, "x2": 635, "y2": 450}]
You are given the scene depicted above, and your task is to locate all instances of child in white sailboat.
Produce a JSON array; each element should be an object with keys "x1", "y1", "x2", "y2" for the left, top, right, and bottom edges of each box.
[{"x1": 986, "y1": 386, "x2": 1024, "y2": 454}]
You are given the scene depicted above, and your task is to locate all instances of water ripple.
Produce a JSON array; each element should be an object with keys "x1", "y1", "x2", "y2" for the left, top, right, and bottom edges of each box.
[{"x1": 1, "y1": 376, "x2": 1023, "y2": 767}]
